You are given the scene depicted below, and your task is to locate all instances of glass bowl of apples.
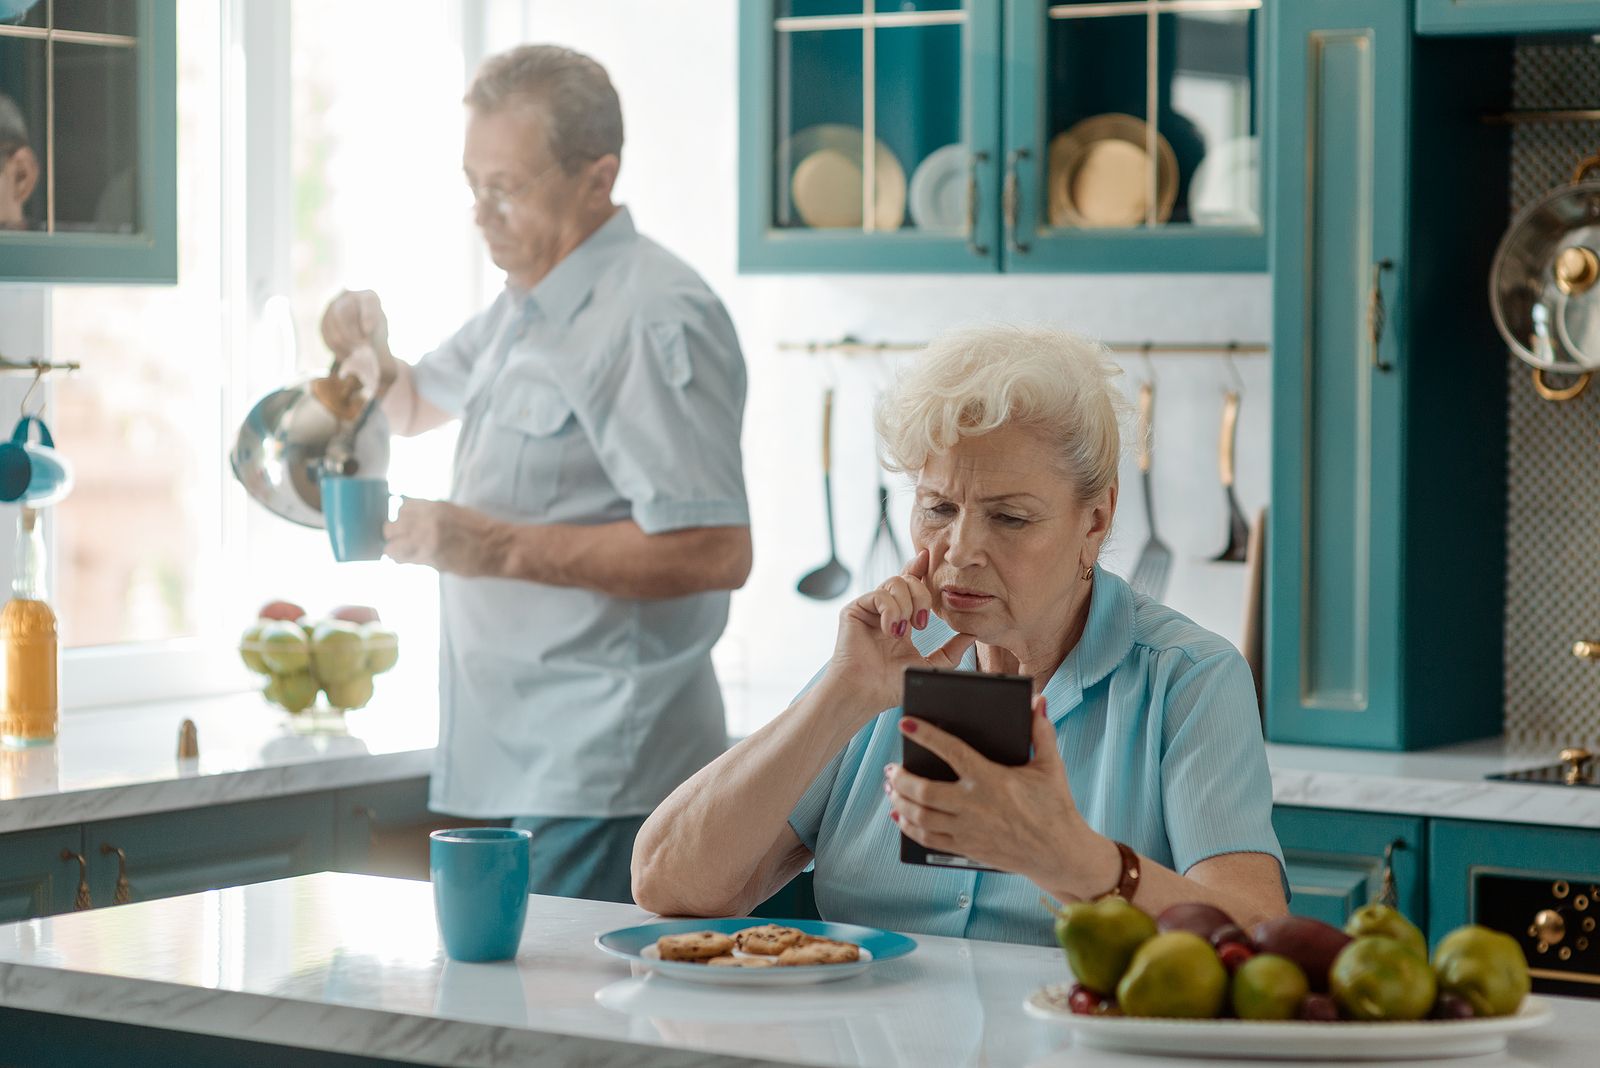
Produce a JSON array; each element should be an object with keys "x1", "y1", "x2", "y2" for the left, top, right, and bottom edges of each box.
[{"x1": 240, "y1": 601, "x2": 398, "y2": 727}]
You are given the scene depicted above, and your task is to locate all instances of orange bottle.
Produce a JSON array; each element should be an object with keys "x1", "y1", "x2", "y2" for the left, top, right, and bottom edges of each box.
[{"x1": 0, "y1": 508, "x2": 57, "y2": 747}]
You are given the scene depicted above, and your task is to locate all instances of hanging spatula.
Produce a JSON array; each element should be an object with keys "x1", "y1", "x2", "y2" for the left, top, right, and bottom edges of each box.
[
  {"x1": 1130, "y1": 380, "x2": 1172, "y2": 599},
  {"x1": 1212, "y1": 389, "x2": 1249, "y2": 563}
]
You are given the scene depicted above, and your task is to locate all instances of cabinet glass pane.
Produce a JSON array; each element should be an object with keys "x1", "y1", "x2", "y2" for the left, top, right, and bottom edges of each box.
[
  {"x1": 1044, "y1": 14, "x2": 1152, "y2": 231},
  {"x1": 1156, "y1": 7, "x2": 1259, "y2": 228},
  {"x1": 875, "y1": 0, "x2": 962, "y2": 11},
  {"x1": 0, "y1": 2, "x2": 47, "y2": 30},
  {"x1": 51, "y1": 0, "x2": 138, "y2": 37},
  {"x1": 773, "y1": 27, "x2": 865, "y2": 230},
  {"x1": 0, "y1": 35, "x2": 47, "y2": 232},
  {"x1": 778, "y1": 1, "x2": 864, "y2": 18},
  {"x1": 876, "y1": 23, "x2": 964, "y2": 234},
  {"x1": 51, "y1": 40, "x2": 138, "y2": 234}
]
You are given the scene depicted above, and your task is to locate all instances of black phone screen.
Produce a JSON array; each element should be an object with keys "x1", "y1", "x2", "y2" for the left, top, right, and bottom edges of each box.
[{"x1": 899, "y1": 666, "x2": 1033, "y2": 872}]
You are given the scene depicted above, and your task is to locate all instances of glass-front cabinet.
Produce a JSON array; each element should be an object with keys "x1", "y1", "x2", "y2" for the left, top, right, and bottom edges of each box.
[
  {"x1": 738, "y1": 0, "x2": 1266, "y2": 273},
  {"x1": 0, "y1": 0, "x2": 176, "y2": 283}
]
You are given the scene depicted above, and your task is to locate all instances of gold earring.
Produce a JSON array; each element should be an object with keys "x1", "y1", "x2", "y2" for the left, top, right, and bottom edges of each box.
[{"x1": 1080, "y1": 565, "x2": 1094, "y2": 581}]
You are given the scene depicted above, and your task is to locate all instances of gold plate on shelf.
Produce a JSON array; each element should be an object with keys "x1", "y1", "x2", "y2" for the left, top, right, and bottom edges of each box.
[
  {"x1": 783, "y1": 124, "x2": 906, "y2": 231},
  {"x1": 1048, "y1": 114, "x2": 1177, "y2": 230}
]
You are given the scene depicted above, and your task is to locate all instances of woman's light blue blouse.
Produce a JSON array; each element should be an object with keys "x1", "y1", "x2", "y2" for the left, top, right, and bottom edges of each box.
[{"x1": 787, "y1": 566, "x2": 1285, "y2": 947}]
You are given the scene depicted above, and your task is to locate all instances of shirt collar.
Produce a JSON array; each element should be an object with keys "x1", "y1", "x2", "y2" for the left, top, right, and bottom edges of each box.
[
  {"x1": 956, "y1": 564, "x2": 1136, "y2": 724},
  {"x1": 513, "y1": 205, "x2": 636, "y2": 326}
]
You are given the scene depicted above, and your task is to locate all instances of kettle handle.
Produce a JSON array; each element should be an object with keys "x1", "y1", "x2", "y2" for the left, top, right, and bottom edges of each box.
[
  {"x1": 10, "y1": 416, "x2": 54, "y2": 449},
  {"x1": 1572, "y1": 153, "x2": 1600, "y2": 185}
]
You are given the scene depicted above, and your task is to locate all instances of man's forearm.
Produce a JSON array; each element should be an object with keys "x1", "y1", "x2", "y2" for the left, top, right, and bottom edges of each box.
[
  {"x1": 498, "y1": 520, "x2": 752, "y2": 599},
  {"x1": 379, "y1": 359, "x2": 453, "y2": 437}
]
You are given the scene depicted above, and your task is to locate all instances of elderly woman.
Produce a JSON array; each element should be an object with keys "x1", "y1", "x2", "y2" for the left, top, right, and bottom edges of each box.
[{"x1": 632, "y1": 325, "x2": 1287, "y2": 945}]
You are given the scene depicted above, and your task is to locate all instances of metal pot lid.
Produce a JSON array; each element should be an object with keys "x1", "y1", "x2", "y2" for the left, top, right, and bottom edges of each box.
[{"x1": 1491, "y1": 170, "x2": 1600, "y2": 375}]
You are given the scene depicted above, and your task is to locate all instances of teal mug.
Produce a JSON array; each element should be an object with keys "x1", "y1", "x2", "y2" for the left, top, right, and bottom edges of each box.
[
  {"x1": 320, "y1": 475, "x2": 397, "y2": 562},
  {"x1": 0, "y1": 416, "x2": 72, "y2": 506},
  {"x1": 430, "y1": 828, "x2": 532, "y2": 962}
]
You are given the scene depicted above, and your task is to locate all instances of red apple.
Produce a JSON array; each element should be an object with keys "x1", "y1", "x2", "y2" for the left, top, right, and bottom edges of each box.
[
  {"x1": 259, "y1": 601, "x2": 306, "y2": 622},
  {"x1": 330, "y1": 605, "x2": 379, "y2": 625}
]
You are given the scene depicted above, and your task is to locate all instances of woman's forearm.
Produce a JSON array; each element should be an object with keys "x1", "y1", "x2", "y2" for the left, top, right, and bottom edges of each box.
[{"x1": 632, "y1": 674, "x2": 870, "y2": 917}]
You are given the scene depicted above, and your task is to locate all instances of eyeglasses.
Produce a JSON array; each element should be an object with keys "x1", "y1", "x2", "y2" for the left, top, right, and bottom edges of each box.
[{"x1": 465, "y1": 159, "x2": 563, "y2": 214}]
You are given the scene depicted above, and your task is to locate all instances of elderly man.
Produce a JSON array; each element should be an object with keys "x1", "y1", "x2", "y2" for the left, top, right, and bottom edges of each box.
[
  {"x1": 0, "y1": 94, "x2": 38, "y2": 230},
  {"x1": 320, "y1": 45, "x2": 750, "y2": 903}
]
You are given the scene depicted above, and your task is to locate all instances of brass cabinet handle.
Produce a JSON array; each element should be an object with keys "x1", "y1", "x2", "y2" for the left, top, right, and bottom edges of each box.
[
  {"x1": 1368, "y1": 258, "x2": 1395, "y2": 372},
  {"x1": 966, "y1": 150, "x2": 989, "y2": 258},
  {"x1": 60, "y1": 849, "x2": 91, "y2": 911},
  {"x1": 1560, "y1": 747, "x2": 1594, "y2": 786},
  {"x1": 1003, "y1": 147, "x2": 1030, "y2": 254},
  {"x1": 99, "y1": 843, "x2": 131, "y2": 905},
  {"x1": 1376, "y1": 839, "x2": 1404, "y2": 909},
  {"x1": 1218, "y1": 390, "x2": 1241, "y2": 487}
]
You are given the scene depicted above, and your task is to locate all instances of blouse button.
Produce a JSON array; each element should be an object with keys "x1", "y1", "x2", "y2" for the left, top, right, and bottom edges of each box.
[{"x1": 957, "y1": 892, "x2": 971, "y2": 909}]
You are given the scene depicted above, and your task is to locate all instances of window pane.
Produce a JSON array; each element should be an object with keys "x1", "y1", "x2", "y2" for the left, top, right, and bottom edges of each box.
[
  {"x1": 51, "y1": 0, "x2": 138, "y2": 37},
  {"x1": 1157, "y1": 7, "x2": 1259, "y2": 228},
  {"x1": 0, "y1": 36, "x2": 48, "y2": 232},
  {"x1": 52, "y1": 40, "x2": 140, "y2": 234},
  {"x1": 50, "y1": 0, "x2": 221, "y2": 648}
]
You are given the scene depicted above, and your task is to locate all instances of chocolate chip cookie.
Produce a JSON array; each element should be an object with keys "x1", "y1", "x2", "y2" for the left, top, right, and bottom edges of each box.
[
  {"x1": 777, "y1": 939, "x2": 861, "y2": 966},
  {"x1": 733, "y1": 924, "x2": 810, "y2": 956},
  {"x1": 656, "y1": 931, "x2": 736, "y2": 962}
]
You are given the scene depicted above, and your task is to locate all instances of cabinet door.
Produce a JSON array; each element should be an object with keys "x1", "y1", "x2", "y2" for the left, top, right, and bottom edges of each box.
[
  {"x1": 1272, "y1": 807, "x2": 1426, "y2": 931},
  {"x1": 0, "y1": 0, "x2": 176, "y2": 283},
  {"x1": 334, "y1": 777, "x2": 482, "y2": 881},
  {"x1": 1265, "y1": 0, "x2": 1409, "y2": 749},
  {"x1": 0, "y1": 826, "x2": 85, "y2": 920},
  {"x1": 1417, "y1": 0, "x2": 1600, "y2": 35},
  {"x1": 1000, "y1": 0, "x2": 1267, "y2": 272},
  {"x1": 738, "y1": 0, "x2": 1002, "y2": 272},
  {"x1": 84, "y1": 794, "x2": 335, "y2": 906}
]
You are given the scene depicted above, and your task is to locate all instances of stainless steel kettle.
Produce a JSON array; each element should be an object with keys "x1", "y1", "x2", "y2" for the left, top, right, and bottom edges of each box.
[{"x1": 230, "y1": 373, "x2": 390, "y2": 529}]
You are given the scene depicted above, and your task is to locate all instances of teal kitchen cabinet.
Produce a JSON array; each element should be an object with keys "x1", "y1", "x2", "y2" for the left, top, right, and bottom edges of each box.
[
  {"x1": 1001, "y1": 0, "x2": 1266, "y2": 273},
  {"x1": 0, "y1": 0, "x2": 177, "y2": 283},
  {"x1": 334, "y1": 776, "x2": 485, "y2": 882},
  {"x1": 1273, "y1": 807, "x2": 1426, "y2": 930},
  {"x1": 739, "y1": 0, "x2": 1003, "y2": 272},
  {"x1": 1417, "y1": 0, "x2": 1600, "y2": 35},
  {"x1": 83, "y1": 794, "x2": 336, "y2": 907},
  {"x1": 1430, "y1": 818, "x2": 1600, "y2": 947},
  {"x1": 1265, "y1": 0, "x2": 1509, "y2": 750},
  {"x1": 0, "y1": 826, "x2": 90, "y2": 920}
]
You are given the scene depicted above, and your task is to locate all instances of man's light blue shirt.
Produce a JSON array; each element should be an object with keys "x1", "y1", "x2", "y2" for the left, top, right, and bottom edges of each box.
[
  {"x1": 414, "y1": 207, "x2": 748, "y2": 818},
  {"x1": 789, "y1": 567, "x2": 1285, "y2": 946}
]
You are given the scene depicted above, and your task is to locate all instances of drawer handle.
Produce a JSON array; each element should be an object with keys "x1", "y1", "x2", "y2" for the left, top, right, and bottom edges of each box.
[
  {"x1": 1368, "y1": 259, "x2": 1395, "y2": 373},
  {"x1": 60, "y1": 850, "x2": 91, "y2": 911},
  {"x1": 1003, "y1": 148, "x2": 1030, "y2": 254},
  {"x1": 966, "y1": 151, "x2": 990, "y2": 258},
  {"x1": 100, "y1": 843, "x2": 131, "y2": 906},
  {"x1": 1376, "y1": 839, "x2": 1404, "y2": 909}
]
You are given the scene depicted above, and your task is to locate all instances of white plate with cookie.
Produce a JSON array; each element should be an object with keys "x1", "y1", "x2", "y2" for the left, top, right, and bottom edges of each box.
[{"x1": 595, "y1": 917, "x2": 917, "y2": 986}]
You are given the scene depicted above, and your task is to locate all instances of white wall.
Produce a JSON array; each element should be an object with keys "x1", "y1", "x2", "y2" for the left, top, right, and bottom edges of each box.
[{"x1": 509, "y1": 0, "x2": 1271, "y2": 733}]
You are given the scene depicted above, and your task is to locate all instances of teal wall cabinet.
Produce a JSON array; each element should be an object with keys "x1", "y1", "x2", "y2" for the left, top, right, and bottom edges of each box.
[
  {"x1": 1417, "y1": 0, "x2": 1600, "y2": 35},
  {"x1": 1266, "y1": 0, "x2": 1508, "y2": 750},
  {"x1": 0, "y1": 827, "x2": 88, "y2": 921},
  {"x1": 1273, "y1": 807, "x2": 1426, "y2": 930},
  {"x1": 0, "y1": 0, "x2": 177, "y2": 284}
]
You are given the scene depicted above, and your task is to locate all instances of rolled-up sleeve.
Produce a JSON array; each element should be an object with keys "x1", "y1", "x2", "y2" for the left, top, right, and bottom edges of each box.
[
  {"x1": 411, "y1": 294, "x2": 510, "y2": 419},
  {"x1": 568, "y1": 297, "x2": 749, "y2": 534},
  {"x1": 1159, "y1": 651, "x2": 1287, "y2": 891}
]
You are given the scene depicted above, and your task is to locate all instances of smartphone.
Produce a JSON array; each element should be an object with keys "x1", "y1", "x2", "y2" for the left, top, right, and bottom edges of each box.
[{"x1": 899, "y1": 665, "x2": 1033, "y2": 872}]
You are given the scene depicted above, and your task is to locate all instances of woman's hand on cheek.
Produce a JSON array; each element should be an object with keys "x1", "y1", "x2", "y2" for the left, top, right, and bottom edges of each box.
[
  {"x1": 885, "y1": 695, "x2": 1088, "y2": 884},
  {"x1": 826, "y1": 548, "x2": 976, "y2": 713}
]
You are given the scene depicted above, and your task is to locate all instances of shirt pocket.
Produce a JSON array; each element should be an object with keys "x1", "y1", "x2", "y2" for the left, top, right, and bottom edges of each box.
[{"x1": 484, "y1": 379, "x2": 574, "y2": 515}]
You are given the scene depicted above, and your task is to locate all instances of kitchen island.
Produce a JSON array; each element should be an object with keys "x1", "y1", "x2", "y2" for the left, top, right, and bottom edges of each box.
[{"x1": 0, "y1": 871, "x2": 1591, "y2": 1067}]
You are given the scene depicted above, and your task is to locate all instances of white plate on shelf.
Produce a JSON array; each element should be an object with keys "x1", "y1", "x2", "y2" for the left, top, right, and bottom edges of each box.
[
  {"x1": 780, "y1": 124, "x2": 906, "y2": 231},
  {"x1": 1025, "y1": 985, "x2": 1553, "y2": 1060},
  {"x1": 908, "y1": 143, "x2": 968, "y2": 232}
]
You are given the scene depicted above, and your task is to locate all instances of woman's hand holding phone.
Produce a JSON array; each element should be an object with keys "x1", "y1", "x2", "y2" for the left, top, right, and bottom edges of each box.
[{"x1": 825, "y1": 549, "x2": 978, "y2": 717}]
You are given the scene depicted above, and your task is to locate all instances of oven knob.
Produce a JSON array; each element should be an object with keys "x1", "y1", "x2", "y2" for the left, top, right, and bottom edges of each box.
[
  {"x1": 1535, "y1": 909, "x2": 1567, "y2": 946},
  {"x1": 1560, "y1": 748, "x2": 1594, "y2": 786}
]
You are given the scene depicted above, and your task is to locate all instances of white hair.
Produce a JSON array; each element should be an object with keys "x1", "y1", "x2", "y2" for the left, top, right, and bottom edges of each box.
[
  {"x1": 464, "y1": 44, "x2": 623, "y2": 174},
  {"x1": 875, "y1": 324, "x2": 1129, "y2": 502}
]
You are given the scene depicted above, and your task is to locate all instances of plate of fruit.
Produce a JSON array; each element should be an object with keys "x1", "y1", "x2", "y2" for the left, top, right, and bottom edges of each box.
[
  {"x1": 1025, "y1": 899, "x2": 1550, "y2": 1060},
  {"x1": 239, "y1": 600, "x2": 398, "y2": 716}
]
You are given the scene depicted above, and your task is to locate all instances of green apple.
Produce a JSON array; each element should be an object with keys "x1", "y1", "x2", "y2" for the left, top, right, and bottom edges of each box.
[
  {"x1": 259, "y1": 620, "x2": 312, "y2": 674},
  {"x1": 312, "y1": 620, "x2": 367, "y2": 684},
  {"x1": 273, "y1": 670, "x2": 319, "y2": 713},
  {"x1": 322, "y1": 672, "x2": 374, "y2": 711},
  {"x1": 362, "y1": 624, "x2": 399, "y2": 674},
  {"x1": 239, "y1": 623, "x2": 270, "y2": 675}
]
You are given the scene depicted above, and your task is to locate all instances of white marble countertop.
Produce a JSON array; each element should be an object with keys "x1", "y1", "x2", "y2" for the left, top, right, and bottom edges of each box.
[
  {"x1": 0, "y1": 683, "x2": 436, "y2": 833},
  {"x1": 0, "y1": 871, "x2": 1588, "y2": 1068}
]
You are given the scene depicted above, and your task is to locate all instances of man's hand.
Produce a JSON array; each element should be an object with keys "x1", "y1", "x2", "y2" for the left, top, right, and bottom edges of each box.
[
  {"x1": 320, "y1": 289, "x2": 398, "y2": 391},
  {"x1": 384, "y1": 498, "x2": 508, "y2": 578}
]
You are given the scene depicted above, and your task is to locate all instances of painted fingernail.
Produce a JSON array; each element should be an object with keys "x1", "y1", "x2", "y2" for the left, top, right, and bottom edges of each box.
[
  {"x1": 884, "y1": 763, "x2": 895, "y2": 777},
  {"x1": 900, "y1": 717, "x2": 917, "y2": 734},
  {"x1": 890, "y1": 810, "x2": 901, "y2": 823},
  {"x1": 883, "y1": 779, "x2": 892, "y2": 795},
  {"x1": 915, "y1": 610, "x2": 929, "y2": 629},
  {"x1": 894, "y1": 621, "x2": 908, "y2": 638}
]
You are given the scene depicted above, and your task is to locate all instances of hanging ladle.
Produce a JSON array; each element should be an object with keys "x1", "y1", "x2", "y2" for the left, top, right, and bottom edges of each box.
[{"x1": 798, "y1": 387, "x2": 851, "y2": 600}]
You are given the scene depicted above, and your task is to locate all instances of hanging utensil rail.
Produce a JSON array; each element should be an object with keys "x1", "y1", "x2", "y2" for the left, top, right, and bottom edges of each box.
[
  {"x1": 779, "y1": 338, "x2": 1268, "y2": 357},
  {"x1": 0, "y1": 353, "x2": 80, "y2": 375}
]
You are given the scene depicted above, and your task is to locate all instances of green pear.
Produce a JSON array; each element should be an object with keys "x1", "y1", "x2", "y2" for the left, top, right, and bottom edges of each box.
[
  {"x1": 312, "y1": 620, "x2": 367, "y2": 684},
  {"x1": 322, "y1": 672, "x2": 375, "y2": 711},
  {"x1": 259, "y1": 620, "x2": 311, "y2": 674},
  {"x1": 239, "y1": 623, "x2": 270, "y2": 675},
  {"x1": 361, "y1": 623, "x2": 399, "y2": 674},
  {"x1": 1061, "y1": 896, "x2": 1158, "y2": 995}
]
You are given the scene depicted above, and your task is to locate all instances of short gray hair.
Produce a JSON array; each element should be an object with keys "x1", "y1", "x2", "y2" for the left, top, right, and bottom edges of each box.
[
  {"x1": 875, "y1": 324, "x2": 1129, "y2": 503},
  {"x1": 0, "y1": 93, "x2": 28, "y2": 152},
  {"x1": 464, "y1": 45, "x2": 623, "y2": 173}
]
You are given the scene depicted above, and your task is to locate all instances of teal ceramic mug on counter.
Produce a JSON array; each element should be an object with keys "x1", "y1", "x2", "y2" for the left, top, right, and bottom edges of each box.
[
  {"x1": 430, "y1": 828, "x2": 532, "y2": 962},
  {"x1": 320, "y1": 475, "x2": 397, "y2": 562}
]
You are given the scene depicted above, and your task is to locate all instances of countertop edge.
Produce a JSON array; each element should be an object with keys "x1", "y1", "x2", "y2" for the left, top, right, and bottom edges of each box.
[{"x1": 0, "y1": 960, "x2": 801, "y2": 1068}]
